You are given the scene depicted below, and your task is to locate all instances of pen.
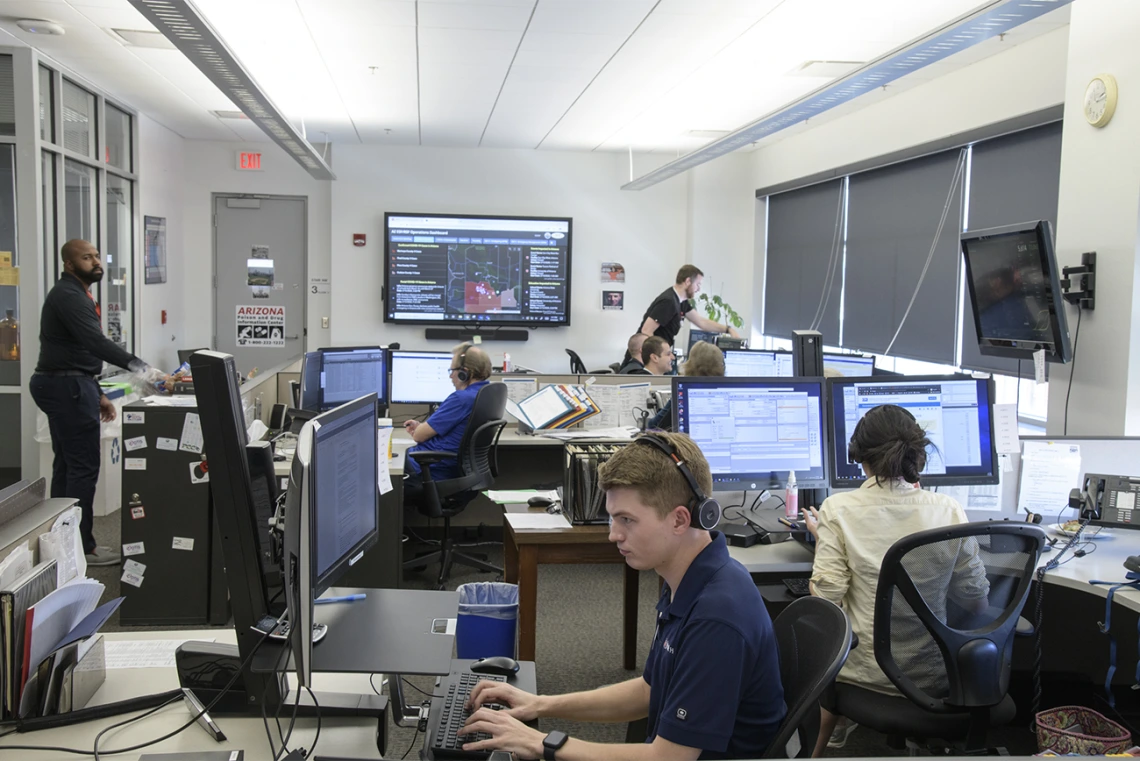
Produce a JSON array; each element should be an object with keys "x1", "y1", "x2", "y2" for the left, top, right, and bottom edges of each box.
[{"x1": 315, "y1": 593, "x2": 367, "y2": 605}]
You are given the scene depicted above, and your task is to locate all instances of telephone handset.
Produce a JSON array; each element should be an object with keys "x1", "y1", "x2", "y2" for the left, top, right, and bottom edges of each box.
[{"x1": 1075, "y1": 473, "x2": 1140, "y2": 528}]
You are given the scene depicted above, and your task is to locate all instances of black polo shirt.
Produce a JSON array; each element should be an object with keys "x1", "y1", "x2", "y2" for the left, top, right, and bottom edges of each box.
[
  {"x1": 643, "y1": 532, "x2": 785, "y2": 759},
  {"x1": 37, "y1": 273, "x2": 141, "y2": 376},
  {"x1": 640, "y1": 287, "x2": 693, "y2": 345}
]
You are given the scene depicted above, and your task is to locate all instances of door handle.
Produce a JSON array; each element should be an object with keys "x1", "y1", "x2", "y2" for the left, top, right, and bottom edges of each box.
[{"x1": 285, "y1": 335, "x2": 300, "y2": 340}]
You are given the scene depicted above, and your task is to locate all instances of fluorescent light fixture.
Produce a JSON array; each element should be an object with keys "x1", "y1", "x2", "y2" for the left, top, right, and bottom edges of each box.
[
  {"x1": 127, "y1": 0, "x2": 335, "y2": 180},
  {"x1": 623, "y1": 0, "x2": 1073, "y2": 191}
]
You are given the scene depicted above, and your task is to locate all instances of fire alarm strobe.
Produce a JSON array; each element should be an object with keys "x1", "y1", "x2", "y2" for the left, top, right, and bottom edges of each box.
[{"x1": 353, "y1": 233, "x2": 366, "y2": 247}]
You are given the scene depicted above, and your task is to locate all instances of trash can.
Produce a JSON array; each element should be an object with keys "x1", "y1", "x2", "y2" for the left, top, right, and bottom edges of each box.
[{"x1": 455, "y1": 582, "x2": 519, "y2": 659}]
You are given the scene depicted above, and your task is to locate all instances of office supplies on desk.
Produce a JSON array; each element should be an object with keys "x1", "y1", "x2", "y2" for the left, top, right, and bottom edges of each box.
[
  {"x1": 430, "y1": 671, "x2": 508, "y2": 759},
  {"x1": 486, "y1": 489, "x2": 559, "y2": 504},
  {"x1": 783, "y1": 578, "x2": 812, "y2": 598},
  {"x1": 1019, "y1": 441, "x2": 1082, "y2": 516},
  {"x1": 505, "y1": 513, "x2": 571, "y2": 531},
  {"x1": 315, "y1": 593, "x2": 367, "y2": 605},
  {"x1": 0, "y1": 558, "x2": 57, "y2": 718},
  {"x1": 505, "y1": 384, "x2": 599, "y2": 433}
]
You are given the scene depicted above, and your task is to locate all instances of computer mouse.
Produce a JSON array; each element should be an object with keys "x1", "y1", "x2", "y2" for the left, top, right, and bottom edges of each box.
[
  {"x1": 470, "y1": 656, "x2": 520, "y2": 676},
  {"x1": 273, "y1": 453, "x2": 286, "y2": 462},
  {"x1": 527, "y1": 496, "x2": 553, "y2": 508}
]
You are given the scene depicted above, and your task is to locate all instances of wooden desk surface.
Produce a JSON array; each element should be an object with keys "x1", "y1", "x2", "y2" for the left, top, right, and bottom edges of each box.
[{"x1": 507, "y1": 520, "x2": 611, "y2": 544}]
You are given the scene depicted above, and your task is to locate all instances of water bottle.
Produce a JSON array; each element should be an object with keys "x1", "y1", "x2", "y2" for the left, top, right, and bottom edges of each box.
[
  {"x1": 785, "y1": 471, "x2": 799, "y2": 520},
  {"x1": 503, "y1": 352, "x2": 512, "y2": 373}
]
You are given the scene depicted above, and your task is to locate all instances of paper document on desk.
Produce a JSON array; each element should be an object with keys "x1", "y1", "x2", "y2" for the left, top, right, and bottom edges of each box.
[
  {"x1": 104, "y1": 638, "x2": 217, "y2": 669},
  {"x1": 1018, "y1": 441, "x2": 1081, "y2": 515},
  {"x1": 377, "y1": 427, "x2": 393, "y2": 495},
  {"x1": 500, "y1": 377, "x2": 537, "y2": 405},
  {"x1": 939, "y1": 484, "x2": 1003, "y2": 511},
  {"x1": 586, "y1": 384, "x2": 621, "y2": 428},
  {"x1": 486, "y1": 490, "x2": 560, "y2": 504},
  {"x1": 38, "y1": 506, "x2": 86, "y2": 586},
  {"x1": 0, "y1": 542, "x2": 31, "y2": 591},
  {"x1": 544, "y1": 427, "x2": 638, "y2": 441},
  {"x1": 505, "y1": 513, "x2": 572, "y2": 530}
]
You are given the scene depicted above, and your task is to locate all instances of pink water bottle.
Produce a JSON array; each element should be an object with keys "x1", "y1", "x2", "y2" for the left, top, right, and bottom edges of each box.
[{"x1": 785, "y1": 471, "x2": 799, "y2": 520}]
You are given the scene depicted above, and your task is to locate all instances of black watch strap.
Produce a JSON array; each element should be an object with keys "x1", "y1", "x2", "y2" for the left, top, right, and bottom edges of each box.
[{"x1": 543, "y1": 730, "x2": 569, "y2": 761}]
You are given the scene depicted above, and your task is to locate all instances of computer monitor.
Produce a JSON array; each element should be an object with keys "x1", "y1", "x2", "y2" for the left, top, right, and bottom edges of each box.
[
  {"x1": 723, "y1": 349, "x2": 794, "y2": 378},
  {"x1": 390, "y1": 350, "x2": 454, "y2": 404},
  {"x1": 822, "y1": 353, "x2": 876, "y2": 378},
  {"x1": 687, "y1": 330, "x2": 719, "y2": 355},
  {"x1": 960, "y1": 220, "x2": 1072, "y2": 363},
  {"x1": 827, "y1": 375, "x2": 999, "y2": 489},
  {"x1": 177, "y1": 347, "x2": 209, "y2": 366},
  {"x1": 672, "y1": 376, "x2": 829, "y2": 490},
  {"x1": 283, "y1": 393, "x2": 379, "y2": 687},
  {"x1": 317, "y1": 346, "x2": 387, "y2": 412},
  {"x1": 299, "y1": 351, "x2": 321, "y2": 411}
]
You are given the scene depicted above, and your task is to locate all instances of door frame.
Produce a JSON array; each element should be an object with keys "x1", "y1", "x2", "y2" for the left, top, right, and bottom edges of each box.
[{"x1": 210, "y1": 192, "x2": 308, "y2": 354}]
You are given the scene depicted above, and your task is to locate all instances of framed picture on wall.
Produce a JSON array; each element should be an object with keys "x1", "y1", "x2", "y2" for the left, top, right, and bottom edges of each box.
[{"x1": 144, "y1": 215, "x2": 167, "y2": 285}]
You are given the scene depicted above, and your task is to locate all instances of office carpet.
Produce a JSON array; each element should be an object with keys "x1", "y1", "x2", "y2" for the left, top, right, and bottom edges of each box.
[{"x1": 88, "y1": 515, "x2": 1040, "y2": 757}]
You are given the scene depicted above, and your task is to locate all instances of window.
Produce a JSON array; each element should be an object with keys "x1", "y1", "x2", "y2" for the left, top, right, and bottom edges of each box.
[
  {"x1": 0, "y1": 56, "x2": 13, "y2": 137},
  {"x1": 64, "y1": 159, "x2": 97, "y2": 242},
  {"x1": 38, "y1": 66, "x2": 53, "y2": 143},
  {"x1": 42, "y1": 151, "x2": 57, "y2": 282},
  {"x1": 105, "y1": 175, "x2": 132, "y2": 351},
  {"x1": 62, "y1": 79, "x2": 95, "y2": 158},
  {"x1": 0, "y1": 146, "x2": 17, "y2": 372},
  {"x1": 105, "y1": 104, "x2": 131, "y2": 171}
]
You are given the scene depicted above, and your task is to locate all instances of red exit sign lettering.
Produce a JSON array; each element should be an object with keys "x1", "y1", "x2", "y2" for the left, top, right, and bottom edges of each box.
[{"x1": 237, "y1": 152, "x2": 262, "y2": 171}]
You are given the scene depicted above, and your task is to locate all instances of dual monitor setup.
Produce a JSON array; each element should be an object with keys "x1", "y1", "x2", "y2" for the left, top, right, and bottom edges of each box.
[
  {"x1": 672, "y1": 374, "x2": 999, "y2": 491},
  {"x1": 299, "y1": 347, "x2": 459, "y2": 411}
]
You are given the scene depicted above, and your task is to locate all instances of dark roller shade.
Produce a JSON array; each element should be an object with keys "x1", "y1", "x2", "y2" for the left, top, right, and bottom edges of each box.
[
  {"x1": 763, "y1": 179, "x2": 844, "y2": 343},
  {"x1": 960, "y1": 123, "x2": 1063, "y2": 376},
  {"x1": 844, "y1": 149, "x2": 965, "y2": 363}
]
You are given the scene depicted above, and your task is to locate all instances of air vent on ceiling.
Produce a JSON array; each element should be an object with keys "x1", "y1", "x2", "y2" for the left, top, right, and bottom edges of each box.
[
  {"x1": 685, "y1": 130, "x2": 731, "y2": 139},
  {"x1": 790, "y1": 61, "x2": 863, "y2": 78},
  {"x1": 108, "y1": 28, "x2": 176, "y2": 49},
  {"x1": 212, "y1": 110, "x2": 250, "y2": 120}
]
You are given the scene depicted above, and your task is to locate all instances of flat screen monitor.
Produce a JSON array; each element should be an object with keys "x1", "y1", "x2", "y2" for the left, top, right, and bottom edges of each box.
[
  {"x1": 384, "y1": 212, "x2": 572, "y2": 327},
  {"x1": 672, "y1": 376, "x2": 829, "y2": 490},
  {"x1": 178, "y1": 347, "x2": 209, "y2": 366},
  {"x1": 687, "y1": 330, "x2": 719, "y2": 354},
  {"x1": 317, "y1": 347, "x2": 387, "y2": 411},
  {"x1": 723, "y1": 349, "x2": 794, "y2": 378},
  {"x1": 827, "y1": 375, "x2": 999, "y2": 489},
  {"x1": 389, "y1": 350, "x2": 454, "y2": 405},
  {"x1": 299, "y1": 351, "x2": 321, "y2": 411},
  {"x1": 960, "y1": 220, "x2": 1072, "y2": 363},
  {"x1": 822, "y1": 353, "x2": 875, "y2": 378}
]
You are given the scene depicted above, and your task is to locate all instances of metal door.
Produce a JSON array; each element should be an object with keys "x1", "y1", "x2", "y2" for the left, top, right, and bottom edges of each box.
[{"x1": 213, "y1": 195, "x2": 306, "y2": 376}]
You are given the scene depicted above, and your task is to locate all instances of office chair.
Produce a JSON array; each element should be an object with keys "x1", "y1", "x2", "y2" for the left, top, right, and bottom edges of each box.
[
  {"x1": 565, "y1": 348, "x2": 613, "y2": 375},
  {"x1": 835, "y1": 522, "x2": 1046, "y2": 753},
  {"x1": 403, "y1": 383, "x2": 508, "y2": 588},
  {"x1": 764, "y1": 597, "x2": 853, "y2": 758}
]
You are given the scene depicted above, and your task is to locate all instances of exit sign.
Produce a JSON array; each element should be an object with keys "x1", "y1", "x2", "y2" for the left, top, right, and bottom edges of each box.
[{"x1": 237, "y1": 152, "x2": 262, "y2": 171}]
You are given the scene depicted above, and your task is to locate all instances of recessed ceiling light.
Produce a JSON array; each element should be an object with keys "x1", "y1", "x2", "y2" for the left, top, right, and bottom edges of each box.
[
  {"x1": 16, "y1": 19, "x2": 65, "y2": 36},
  {"x1": 212, "y1": 110, "x2": 250, "y2": 120}
]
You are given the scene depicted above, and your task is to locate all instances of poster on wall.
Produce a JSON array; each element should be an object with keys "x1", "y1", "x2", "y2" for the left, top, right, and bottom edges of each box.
[
  {"x1": 251, "y1": 245, "x2": 270, "y2": 259},
  {"x1": 144, "y1": 216, "x2": 167, "y2": 285},
  {"x1": 602, "y1": 291, "x2": 624, "y2": 310},
  {"x1": 600, "y1": 262, "x2": 625, "y2": 282},
  {"x1": 236, "y1": 305, "x2": 285, "y2": 347}
]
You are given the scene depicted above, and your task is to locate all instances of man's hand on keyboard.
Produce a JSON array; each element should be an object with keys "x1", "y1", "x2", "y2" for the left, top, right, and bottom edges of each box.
[
  {"x1": 461, "y1": 706, "x2": 545, "y2": 760},
  {"x1": 466, "y1": 680, "x2": 542, "y2": 721}
]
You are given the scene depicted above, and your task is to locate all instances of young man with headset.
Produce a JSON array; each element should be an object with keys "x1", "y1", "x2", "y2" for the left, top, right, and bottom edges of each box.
[
  {"x1": 462, "y1": 431, "x2": 786, "y2": 760},
  {"x1": 402, "y1": 342, "x2": 491, "y2": 500}
]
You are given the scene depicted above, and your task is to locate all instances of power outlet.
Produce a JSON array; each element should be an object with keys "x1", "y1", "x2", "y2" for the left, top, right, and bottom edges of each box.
[{"x1": 321, "y1": 316, "x2": 329, "y2": 328}]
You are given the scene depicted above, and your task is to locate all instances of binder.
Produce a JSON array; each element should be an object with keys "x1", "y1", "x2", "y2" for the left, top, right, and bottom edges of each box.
[
  {"x1": 0, "y1": 559, "x2": 58, "y2": 718},
  {"x1": 507, "y1": 385, "x2": 600, "y2": 432}
]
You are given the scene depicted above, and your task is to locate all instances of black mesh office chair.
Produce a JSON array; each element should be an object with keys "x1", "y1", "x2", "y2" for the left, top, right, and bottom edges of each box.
[
  {"x1": 403, "y1": 383, "x2": 508, "y2": 588},
  {"x1": 565, "y1": 348, "x2": 612, "y2": 375},
  {"x1": 835, "y1": 522, "x2": 1046, "y2": 753},
  {"x1": 764, "y1": 597, "x2": 853, "y2": 758}
]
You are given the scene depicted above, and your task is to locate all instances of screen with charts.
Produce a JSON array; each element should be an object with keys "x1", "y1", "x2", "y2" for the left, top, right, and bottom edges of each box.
[
  {"x1": 672, "y1": 377, "x2": 828, "y2": 490},
  {"x1": 827, "y1": 376, "x2": 998, "y2": 488},
  {"x1": 389, "y1": 350, "x2": 454, "y2": 404},
  {"x1": 311, "y1": 398, "x2": 378, "y2": 582},
  {"x1": 822, "y1": 353, "x2": 875, "y2": 378},
  {"x1": 384, "y1": 213, "x2": 572, "y2": 327},
  {"x1": 723, "y1": 350, "x2": 795, "y2": 378},
  {"x1": 318, "y1": 347, "x2": 387, "y2": 411}
]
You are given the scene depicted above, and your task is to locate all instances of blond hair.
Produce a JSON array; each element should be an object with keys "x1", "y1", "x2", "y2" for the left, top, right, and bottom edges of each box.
[
  {"x1": 682, "y1": 341, "x2": 725, "y2": 377},
  {"x1": 598, "y1": 432, "x2": 713, "y2": 520}
]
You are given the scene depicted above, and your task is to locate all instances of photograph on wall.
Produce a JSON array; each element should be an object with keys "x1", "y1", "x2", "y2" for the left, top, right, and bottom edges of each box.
[
  {"x1": 247, "y1": 258, "x2": 274, "y2": 288},
  {"x1": 251, "y1": 286, "x2": 270, "y2": 299},
  {"x1": 144, "y1": 216, "x2": 167, "y2": 285},
  {"x1": 602, "y1": 290, "x2": 624, "y2": 311},
  {"x1": 236, "y1": 305, "x2": 285, "y2": 347},
  {"x1": 251, "y1": 245, "x2": 270, "y2": 259},
  {"x1": 600, "y1": 262, "x2": 626, "y2": 283}
]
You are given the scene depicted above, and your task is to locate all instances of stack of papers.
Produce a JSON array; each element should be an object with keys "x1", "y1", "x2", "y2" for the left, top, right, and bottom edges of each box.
[
  {"x1": 505, "y1": 513, "x2": 572, "y2": 530},
  {"x1": 506, "y1": 385, "x2": 600, "y2": 430},
  {"x1": 540, "y1": 427, "x2": 638, "y2": 441}
]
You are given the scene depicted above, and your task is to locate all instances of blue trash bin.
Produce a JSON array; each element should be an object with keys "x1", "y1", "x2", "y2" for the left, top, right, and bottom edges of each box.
[{"x1": 455, "y1": 582, "x2": 519, "y2": 659}]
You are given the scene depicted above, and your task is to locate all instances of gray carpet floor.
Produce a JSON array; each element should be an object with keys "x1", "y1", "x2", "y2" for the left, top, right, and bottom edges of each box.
[{"x1": 87, "y1": 514, "x2": 1040, "y2": 758}]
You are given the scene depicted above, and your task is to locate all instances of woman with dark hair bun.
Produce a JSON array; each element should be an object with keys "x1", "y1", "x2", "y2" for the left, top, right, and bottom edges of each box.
[{"x1": 803, "y1": 404, "x2": 988, "y2": 756}]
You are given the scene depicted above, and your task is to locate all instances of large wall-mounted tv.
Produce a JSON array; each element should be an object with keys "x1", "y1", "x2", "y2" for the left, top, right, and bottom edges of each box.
[{"x1": 383, "y1": 212, "x2": 573, "y2": 327}]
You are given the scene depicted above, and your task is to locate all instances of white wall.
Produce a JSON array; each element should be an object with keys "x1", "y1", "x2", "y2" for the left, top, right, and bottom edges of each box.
[
  {"x1": 137, "y1": 114, "x2": 185, "y2": 372},
  {"x1": 179, "y1": 140, "x2": 331, "y2": 355},
  {"x1": 329, "y1": 145, "x2": 692, "y2": 373}
]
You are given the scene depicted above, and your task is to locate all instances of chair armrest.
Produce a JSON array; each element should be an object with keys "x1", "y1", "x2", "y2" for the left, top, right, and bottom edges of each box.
[
  {"x1": 490, "y1": 422, "x2": 505, "y2": 479},
  {"x1": 1016, "y1": 616, "x2": 1035, "y2": 637},
  {"x1": 407, "y1": 450, "x2": 457, "y2": 465}
]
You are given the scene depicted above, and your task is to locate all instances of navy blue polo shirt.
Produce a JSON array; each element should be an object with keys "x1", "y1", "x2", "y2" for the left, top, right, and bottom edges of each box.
[
  {"x1": 406, "y1": 380, "x2": 489, "y2": 481},
  {"x1": 644, "y1": 532, "x2": 785, "y2": 759}
]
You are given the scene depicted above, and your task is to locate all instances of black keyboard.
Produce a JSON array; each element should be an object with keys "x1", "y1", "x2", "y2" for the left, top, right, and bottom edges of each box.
[
  {"x1": 430, "y1": 671, "x2": 509, "y2": 759},
  {"x1": 783, "y1": 577, "x2": 811, "y2": 597}
]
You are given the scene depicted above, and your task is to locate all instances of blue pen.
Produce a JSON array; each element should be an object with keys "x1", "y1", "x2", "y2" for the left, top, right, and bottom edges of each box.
[{"x1": 315, "y1": 593, "x2": 366, "y2": 605}]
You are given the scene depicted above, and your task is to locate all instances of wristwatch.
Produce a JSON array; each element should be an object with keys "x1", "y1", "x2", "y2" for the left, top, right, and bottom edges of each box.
[{"x1": 543, "y1": 730, "x2": 569, "y2": 760}]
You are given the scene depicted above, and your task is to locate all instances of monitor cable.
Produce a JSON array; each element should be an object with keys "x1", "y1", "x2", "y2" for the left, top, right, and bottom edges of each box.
[{"x1": 1063, "y1": 306, "x2": 1083, "y2": 435}]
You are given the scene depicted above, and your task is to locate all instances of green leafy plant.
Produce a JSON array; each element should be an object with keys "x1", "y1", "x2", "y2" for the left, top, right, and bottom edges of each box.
[{"x1": 695, "y1": 293, "x2": 744, "y2": 330}]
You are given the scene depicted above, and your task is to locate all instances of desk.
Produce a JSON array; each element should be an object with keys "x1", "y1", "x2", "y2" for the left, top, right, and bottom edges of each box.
[{"x1": 503, "y1": 511, "x2": 639, "y2": 670}]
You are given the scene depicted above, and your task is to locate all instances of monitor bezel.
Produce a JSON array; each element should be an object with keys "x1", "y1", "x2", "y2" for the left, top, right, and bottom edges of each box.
[
  {"x1": 382, "y1": 211, "x2": 574, "y2": 328},
  {"x1": 721, "y1": 348, "x2": 794, "y2": 378},
  {"x1": 821, "y1": 352, "x2": 876, "y2": 376},
  {"x1": 388, "y1": 349, "x2": 456, "y2": 405},
  {"x1": 671, "y1": 375, "x2": 830, "y2": 491},
  {"x1": 686, "y1": 329, "x2": 719, "y2": 355},
  {"x1": 316, "y1": 346, "x2": 388, "y2": 411},
  {"x1": 960, "y1": 220, "x2": 1072, "y2": 364},
  {"x1": 825, "y1": 374, "x2": 1000, "y2": 489}
]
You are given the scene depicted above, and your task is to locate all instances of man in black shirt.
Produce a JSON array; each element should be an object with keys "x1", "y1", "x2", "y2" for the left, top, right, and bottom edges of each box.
[
  {"x1": 624, "y1": 265, "x2": 740, "y2": 364},
  {"x1": 30, "y1": 240, "x2": 163, "y2": 567},
  {"x1": 617, "y1": 333, "x2": 648, "y2": 374}
]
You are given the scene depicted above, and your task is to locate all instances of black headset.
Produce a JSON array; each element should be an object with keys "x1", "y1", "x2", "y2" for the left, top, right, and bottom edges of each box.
[
  {"x1": 632, "y1": 433, "x2": 721, "y2": 530},
  {"x1": 454, "y1": 348, "x2": 469, "y2": 383}
]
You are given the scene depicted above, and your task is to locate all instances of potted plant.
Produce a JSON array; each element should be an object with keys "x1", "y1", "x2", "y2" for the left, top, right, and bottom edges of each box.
[{"x1": 694, "y1": 293, "x2": 744, "y2": 332}]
